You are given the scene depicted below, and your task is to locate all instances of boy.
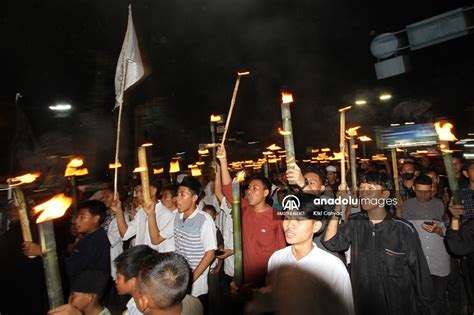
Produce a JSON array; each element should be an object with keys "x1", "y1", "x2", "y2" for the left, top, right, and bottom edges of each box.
[
  {"x1": 322, "y1": 171, "x2": 433, "y2": 314},
  {"x1": 248, "y1": 192, "x2": 354, "y2": 314},
  {"x1": 49, "y1": 270, "x2": 111, "y2": 315},
  {"x1": 65, "y1": 200, "x2": 111, "y2": 285},
  {"x1": 137, "y1": 252, "x2": 203, "y2": 315},
  {"x1": 114, "y1": 245, "x2": 155, "y2": 315},
  {"x1": 174, "y1": 176, "x2": 217, "y2": 306},
  {"x1": 218, "y1": 146, "x2": 285, "y2": 288},
  {"x1": 111, "y1": 184, "x2": 176, "y2": 252}
]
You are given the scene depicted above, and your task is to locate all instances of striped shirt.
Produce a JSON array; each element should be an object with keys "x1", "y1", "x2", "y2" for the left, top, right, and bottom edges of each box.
[{"x1": 174, "y1": 207, "x2": 217, "y2": 296}]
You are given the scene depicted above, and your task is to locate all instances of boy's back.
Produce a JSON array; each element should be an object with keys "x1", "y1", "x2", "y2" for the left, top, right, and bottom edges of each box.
[{"x1": 66, "y1": 227, "x2": 111, "y2": 284}]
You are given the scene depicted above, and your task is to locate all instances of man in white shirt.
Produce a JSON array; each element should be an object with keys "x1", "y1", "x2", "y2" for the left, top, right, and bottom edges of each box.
[
  {"x1": 111, "y1": 184, "x2": 176, "y2": 252},
  {"x1": 173, "y1": 176, "x2": 217, "y2": 310},
  {"x1": 248, "y1": 193, "x2": 354, "y2": 315}
]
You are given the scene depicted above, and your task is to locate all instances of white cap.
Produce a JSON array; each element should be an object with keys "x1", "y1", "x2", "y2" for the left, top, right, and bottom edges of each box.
[
  {"x1": 326, "y1": 165, "x2": 337, "y2": 173},
  {"x1": 176, "y1": 174, "x2": 188, "y2": 183}
]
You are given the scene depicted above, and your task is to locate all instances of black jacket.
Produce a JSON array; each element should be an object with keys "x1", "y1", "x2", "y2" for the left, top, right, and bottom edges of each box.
[
  {"x1": 322, "y1": 212, "x2": 433, "y2": 315},
  {"x1": 65, "y1": 228, "x2": 110, "y2": 285},
  {"x1": 446, "y1": 220, "x2": 474, "y2": 288}
]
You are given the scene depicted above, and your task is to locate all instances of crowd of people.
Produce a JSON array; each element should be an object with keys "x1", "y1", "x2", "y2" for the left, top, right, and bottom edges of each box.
[{"x1": 1, "y1": 148, "x2": 474, "y2": 315}]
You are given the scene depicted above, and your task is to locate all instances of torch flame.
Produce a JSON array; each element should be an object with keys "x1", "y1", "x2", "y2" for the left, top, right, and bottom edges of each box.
[
  {"x1": 133, "y1": 167, "x2": 147, "y2": 173},
  {"x1": 67, "y1": 158, "x2": 84, "y2": 168},
  {"x1": 434, "y1": 122, "x2": 457, "y2": 141},
  {"x1": 109, "y1": 162, "x2": 122, "y2": 169},
  {"x1": 153, "y1": 168, "x2": 164, "y2": 175},
  {"x1": 266, "y1": 144, "x2": 282, "y2": 151},
  {"x1": 278, "y1": 128, "x2": 292, "y2": 136},
  {"x1": 8, "y1": 172, "x2": 40, "y2": 186},
  {"x1": 34, "y1": 194, "x2": 72, "y2": 223},
  {"x1": 358, "y1": 135, "x2": 372, "y2": 142},
  {"x1": 210, "y1": 114, "x2": 222, "y2": 122},
  {"x1": 281, "y1": 92, "x2": 294, "y2": 104},
  {"x1": 170, "y1": 160, "x2": 180, "y2": 174},
  {"x1": 235, "y1": 171, "x2": 246, "y2": 182},
  {"x1": 198, "y1": 149, "x2": 210, "y2": 155},
  {"x1": 346, "y1": 126, "x2": 361, "y2": 137},
  {"x1": 74, "y1": 168, "x2": 88, "y2": 176},
  {"x1": 191, "y1": 168, "x2": 202, "y2": 177}
]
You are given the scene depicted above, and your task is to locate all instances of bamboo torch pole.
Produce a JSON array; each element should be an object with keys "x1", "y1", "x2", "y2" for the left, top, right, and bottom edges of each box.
[
  {"x1": 12, "y1": 187, "x2": 34, "y2": 257},
  {"x1": 338, "y1": 106, "x2": 352, "y2": 190},
  {"x1": 220, "y1": 72, "x2": 250, "y2": 148},
  {"x1": 281, "y1": 92, "x2": 296, "y2": 185},
  {"x1": 232, "y1": 171, "x2": 245, "y2": 287},
  {"x1": 138, "y1": 147, "x2": 152, "y2": 206}
]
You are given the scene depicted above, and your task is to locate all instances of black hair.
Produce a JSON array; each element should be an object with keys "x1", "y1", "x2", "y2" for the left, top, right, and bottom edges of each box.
[
  {"x1": 360, "y1": 171, "x2": 393, "y2": 191},
  {"x1": 160, "y1": 184, "x2": 177, "y2": 198},
  {"x1": 401, "y1": 160, "x2": 415, "y2": 168},
  {"x1": 463, "y1": 160, "x2": 474, "y2": 171},
  {"x1": 414, "y1": 175, "x2": 433, "y2": 186},
  {"x1": 114, "y1": 245, "x2": 154, "y2": 280},
  {"x1": 282, "y1": 193, "x2": 328, "y2": 233},
  {"x1": 203, "y1": 204, "x2": 217, "y2": 215},
  {"x1": 139, "y1": 252, "x2": 191, "y2": 309},
  {"x1": 249, "y1": 175, "x2": 274, "y2": 207},
  {"x1": 77, "y1": 200, "x2": 107, "y2": 225},
  {"x1": 452, "y1": 153, "x2": 464, "y2": 161},
  {"x1": 178, "y1": 176, "x2": 203, "y2": 197},
  {"x1": 301, "y1": 166, "x2": 326, "y2": 184}
]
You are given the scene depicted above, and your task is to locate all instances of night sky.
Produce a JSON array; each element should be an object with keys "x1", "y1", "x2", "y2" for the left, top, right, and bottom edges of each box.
[{"x1": 1, "y1": 0, "x2": 473, "y2": 179}]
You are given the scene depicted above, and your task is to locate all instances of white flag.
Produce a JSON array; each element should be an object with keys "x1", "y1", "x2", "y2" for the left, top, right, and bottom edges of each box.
[{"x1": 114, "y1": 5, "x2": 144, "y2": 110}]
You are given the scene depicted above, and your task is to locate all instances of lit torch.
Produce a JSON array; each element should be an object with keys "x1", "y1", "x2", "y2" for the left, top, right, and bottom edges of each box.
[
  {"x1": 280, "y1": 92, "x2": 297, "y2": 185},
  {"x1": 34, "y1": 194, "x2": 72, "y2": 309},
  {"x1": 7, "y1": 172, "x2": 40, "y2": 257},
  {"x1": 64, "y1": 158, "x2": 88, "y2": 214},
  {"x1": 435, "y1": 122, "x2": 461, "y2": 205},
  {"x1": 210, "y1": 114, "x2": 222, "y2": 165},
  {"x1": 232, "y1": 170, "x2": 246, "y2": 287},
  {"x1": 346, "y1": 126, "x2": 361, "y2": 196},
  {"x1": 339, "y1": 106, "x2": 352, "y2": 190}
]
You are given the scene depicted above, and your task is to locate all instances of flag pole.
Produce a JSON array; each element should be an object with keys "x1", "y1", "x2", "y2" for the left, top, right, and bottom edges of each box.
[{"x1": 113, "y1": 6, "x2": 131, "y2": 199}]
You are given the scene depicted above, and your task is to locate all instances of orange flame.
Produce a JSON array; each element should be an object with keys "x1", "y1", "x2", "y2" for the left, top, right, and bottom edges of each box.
[
  {"x1": 278, "y1": 128, "x2": 292, "y2": 136},
  {"x1": 235, "y1": 171, "x2": 246, "y2": 182},
  {"x1": 34, "y1": 194, "x2": 72, "y2": 223},
  {"x1": 346, "y1": 126, "x2": 361, "y2": 137},
  {"x1": 109, "y1": 162, "x2": 122, "y2": 169},
  {"x1": 321, "y1": 148, "x2": 331, "y2": 152},
  {"x1": 74, "y1": 168, "x2": 88, "y2": 176},
  {"x1": 8, "y1": 172, "x2": 40, "y2": 186},
  {"x1": 198, "y1": 149, "x2": 210, "y2": 155},
  {"x1": 266, "y1": 144, "x2": 282, "y2": 151},
  {"x1": 434, "y1": 122, "x2": 457, "y2": 142},
  {"x1": 67, "y1": 158, "x2": 83, "y2": 168},
  {"x1": 281, "y1": 92, "x2": 294, "y2": 103},
  {"x1": 358, "y1": 135, "x2": 372, "y2": 142},
  {"x1": 133, "y1": 167, "x2": 146, "y2": 173},
  {"x1": 262, "y1": 151, "x2": 273, "y2": 155},
  {"x1": 153, "y1": 168, "x2": 164, "y2": 175},
  {"x1": 210, "y1": 114, "x2": 222, "y2": 122},
  {"x1": 191, "y1": 168, "x2": 202, "y2": 177},
  {"x1": 170, "y1": 160, "x2": 180, "y2": 174}
]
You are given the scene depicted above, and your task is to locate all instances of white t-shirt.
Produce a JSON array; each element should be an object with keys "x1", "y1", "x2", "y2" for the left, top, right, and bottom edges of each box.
[
  {"x1": 267, "y1": 243, "x2": 355, "y2": 315},
  {"x1": 125, "y1": 298, "x2": 142, "y2": 315},
  {"x1": 123, "y1": 201, "x2": 176, "y2": 252},
  {"x1": 219, "y1": 197, "x2": 234, "y2": 277}
]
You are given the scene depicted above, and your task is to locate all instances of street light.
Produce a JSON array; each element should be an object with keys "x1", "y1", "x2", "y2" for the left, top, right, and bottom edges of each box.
[
  {"x1": 355, "y1": 100, "x2": 367, "y2": 105},
  {"x1": 49, "y1": 104, "x2": 72, "y2": 111},
  {"x1": 379, "y1": 94, "x2": 392, "y2": 101}
]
